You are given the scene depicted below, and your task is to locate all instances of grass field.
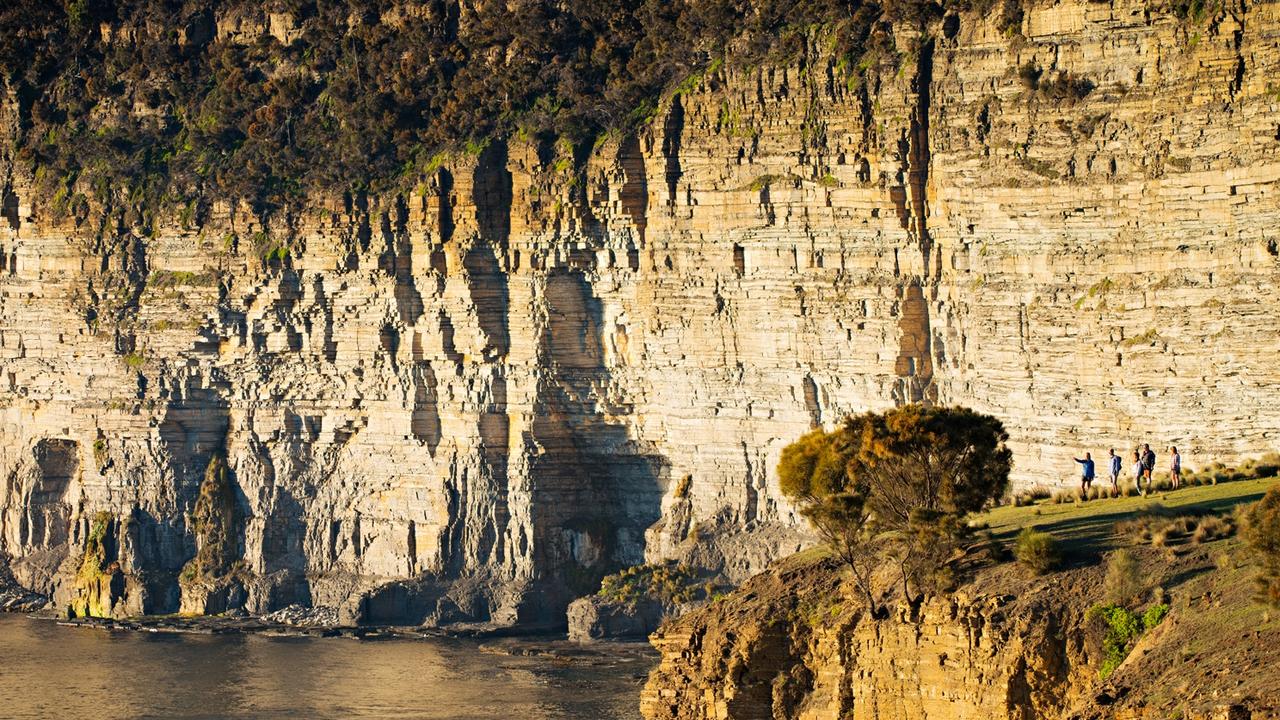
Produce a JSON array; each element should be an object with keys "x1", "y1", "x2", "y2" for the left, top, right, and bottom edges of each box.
[{"x1": 976, "y1": 475, "x2": 1280, "y2": 561}]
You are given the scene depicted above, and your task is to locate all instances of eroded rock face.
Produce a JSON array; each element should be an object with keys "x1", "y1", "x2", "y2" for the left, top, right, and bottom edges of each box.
[
  {"x1": 639, "y1": 550, "x2": 1280, "y2": 720},
  {"x1": 2, "y1": 0, "x2": 1280, "y2": 622}
]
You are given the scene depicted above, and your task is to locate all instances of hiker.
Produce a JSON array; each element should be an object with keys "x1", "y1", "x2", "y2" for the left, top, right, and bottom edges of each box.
[
  {"x1": 1141, "y1": 443, "x2": 1157, "y2": 489},
  {"x1": 1132, "y1": 449, "x2": 1146, "y2": 495},
  {"x1": 1170, "y1": 446, "x2": 1182, "y2": 489},
  {"x1": 1074, "y1": 452, "x2": 1096, "y2": 495},
  {"x1": 1108, "y1": 448, "x2": 1122, "y2": 494}
]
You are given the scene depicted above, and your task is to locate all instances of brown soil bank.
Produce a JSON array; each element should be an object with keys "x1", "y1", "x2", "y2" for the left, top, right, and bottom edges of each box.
[{"x1": 641, "y1": 532, "x2": 1279, "y2": 719}]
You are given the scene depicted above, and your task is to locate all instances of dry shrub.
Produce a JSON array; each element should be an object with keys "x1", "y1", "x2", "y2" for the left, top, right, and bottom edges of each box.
[
  {"x1": 1104, "y1": 549, "x2": 1144, "y2": 605},
  {"x1": 1117, "y1": 506, "x2": 1234, "y2": 548},
  {"x1": 1014, "y1": 528, "x2": 1063, "y2": 575},
  {"x1": 1013, "y1": 485, "x2": 1053, "y2": 506},
  {"x1": 1191, "y1": 515, "x2": 1235, "y2": 544}
]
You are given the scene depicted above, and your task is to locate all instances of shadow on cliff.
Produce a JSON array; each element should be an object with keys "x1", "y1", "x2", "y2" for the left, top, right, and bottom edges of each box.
[
  {"x1": 519, "y1": 268, "x2": 669, "y2": 625},
  {"x1": 151, "y1": 377, "x2": 234, "y2": 613}
]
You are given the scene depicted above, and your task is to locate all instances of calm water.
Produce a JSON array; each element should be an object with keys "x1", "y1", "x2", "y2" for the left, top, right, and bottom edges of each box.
[{"x1": 0, "y1": 615, "x2": 651, "y2": 719}]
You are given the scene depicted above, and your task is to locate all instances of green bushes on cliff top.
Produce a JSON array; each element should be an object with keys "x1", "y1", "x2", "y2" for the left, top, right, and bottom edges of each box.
[{"x1": 2, "y1": 0, "x2": 970, "y2": 221}]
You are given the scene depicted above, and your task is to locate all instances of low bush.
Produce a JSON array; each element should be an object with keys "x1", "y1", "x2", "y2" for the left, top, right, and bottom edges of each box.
[
  {"x1": 1116, "y1": 506, "x2": 1235, "y2": 547},
  {"x1": 1014, "y1": 528, "x2": 1063, "y2": 574},
  {"x1": 1087, "y1": 602, "x2": 1169, "y2": 679},
  {"x1": 1012, "y1": 485, "x2": 1052, "y2": 506},
  {"x1": 597, "y1": 563, "x2": 703, "y2": 608}
]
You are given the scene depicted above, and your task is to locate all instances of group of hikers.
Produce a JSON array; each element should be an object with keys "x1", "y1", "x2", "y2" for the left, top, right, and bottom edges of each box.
[{"x1": 1072, "y1": 443, "x2": 1182, "y2": 496}]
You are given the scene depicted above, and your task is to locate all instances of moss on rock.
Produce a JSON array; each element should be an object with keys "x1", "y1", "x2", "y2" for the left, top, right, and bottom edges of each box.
[
  {"x1": 178, "y1": 454, "x2": 246, "y2": 614},
  {"x1": 66, "y1": 511, "x2": 125, "y2": 619}
]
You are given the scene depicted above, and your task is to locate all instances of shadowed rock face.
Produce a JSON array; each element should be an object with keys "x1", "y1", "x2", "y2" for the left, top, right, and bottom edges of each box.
[{"x1": 3, "y1": 0, "x2": 1280, "y2": 623}]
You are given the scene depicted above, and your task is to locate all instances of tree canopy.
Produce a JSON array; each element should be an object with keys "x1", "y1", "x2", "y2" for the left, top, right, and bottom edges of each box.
[{"x1": 778, "y1": 404, "x2": 1012, "y2": 608}]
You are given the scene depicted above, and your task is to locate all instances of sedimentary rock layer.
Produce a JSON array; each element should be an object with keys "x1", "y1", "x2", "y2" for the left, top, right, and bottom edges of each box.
[{"x1": 2, "y1": 0, "x2": 1279, "y2": 621}]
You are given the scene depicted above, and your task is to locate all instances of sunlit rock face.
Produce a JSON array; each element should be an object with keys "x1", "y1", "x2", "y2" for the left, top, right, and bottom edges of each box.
[{"x1": 2, "y1": 0, "x2": 1279, "y2": 623}]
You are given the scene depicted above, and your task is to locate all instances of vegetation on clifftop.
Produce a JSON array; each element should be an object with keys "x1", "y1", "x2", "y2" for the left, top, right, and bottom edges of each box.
[
  {"x1": 0, "y1": 0, "x2": 877, "y2": 222},
  {"x1": 0, "y1": 0, "x2": 1052, "y2": 226},
  {"x1": 778, "y1": 404, "x2": 1012, "y2": 612}
]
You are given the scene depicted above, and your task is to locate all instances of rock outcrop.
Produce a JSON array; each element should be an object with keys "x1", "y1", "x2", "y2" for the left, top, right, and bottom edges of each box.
[
  {"x1": 3, "y1": 0, "x2": 1280, "y2": 623},
  {"x1": 640, "y1": 545, "x2": 1280, "y2": 720}
]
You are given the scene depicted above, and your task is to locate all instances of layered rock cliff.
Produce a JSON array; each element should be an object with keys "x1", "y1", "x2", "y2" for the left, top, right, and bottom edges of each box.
[
  {"x1": 640, "y1": 541, "x2": 1280, "y2": 720},
  {"x1": 3, "y1": 0, "x2": 1280, "y2": 622}
]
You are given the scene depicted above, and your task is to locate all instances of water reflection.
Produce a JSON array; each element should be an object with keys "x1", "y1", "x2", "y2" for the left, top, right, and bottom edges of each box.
[{"x1": 0, "y1": 615, "x2": 648, "y2": 719}]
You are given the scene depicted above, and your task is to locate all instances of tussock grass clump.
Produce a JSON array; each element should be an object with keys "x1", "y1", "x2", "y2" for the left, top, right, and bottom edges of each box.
[
  {"x1": 1012, "y1": 485, "x2": 1053, "y2": 507},
  {"x1": 1014, "y1": 528, "x2": 1063, "y2": 574},
  {"x1": 1103, "y1": 549, "x2": 1144, "y2": 605},
  {"x1": 1115, "y1": 505, "x2": 1236, "y2": 548}
]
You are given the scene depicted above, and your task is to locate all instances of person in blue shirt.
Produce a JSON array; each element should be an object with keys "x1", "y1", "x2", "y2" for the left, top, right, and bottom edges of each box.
[
  {"x1": 1073, "y1": 452, "x2": 1096, "y2": 495},
  {"x1": 1108, "y1": 448, "x2": 1122, "y2": 495}
]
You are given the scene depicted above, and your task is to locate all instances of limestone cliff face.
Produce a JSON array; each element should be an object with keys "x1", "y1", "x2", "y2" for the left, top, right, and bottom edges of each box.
[{"x1": 2, "y1": 0, "x2": 1280, "y2": 621}]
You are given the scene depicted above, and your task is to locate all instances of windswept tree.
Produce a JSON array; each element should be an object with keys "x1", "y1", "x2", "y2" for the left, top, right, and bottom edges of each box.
[
  {"x1": 779, "y1": 405, "x2": 1013, "y2": 610},
  {"x1": 780, "y1": 429, "x2": 878, "y2": 609}
]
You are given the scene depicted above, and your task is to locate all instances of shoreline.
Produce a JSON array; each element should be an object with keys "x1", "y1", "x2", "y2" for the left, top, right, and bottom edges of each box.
[{"x1": 5, "y1": 609, "x2": 658, "y2": 662}]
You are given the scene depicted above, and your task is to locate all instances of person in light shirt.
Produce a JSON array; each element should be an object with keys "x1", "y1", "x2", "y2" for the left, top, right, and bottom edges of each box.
[{"x1": 1108, "y1": 448, "x2": 1122, "y2": 494}]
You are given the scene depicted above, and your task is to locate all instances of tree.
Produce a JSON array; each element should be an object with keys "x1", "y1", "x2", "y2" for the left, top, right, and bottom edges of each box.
[
  {"x1": 1242, "y1": 485, "x2": 1280, "y2": 607},
  {"x1": 779, "y1": 405, "x2": 1013, "y2": 609},
  {"x1": 848, "y1": 404, "x2": 1013, "y2": 526}
]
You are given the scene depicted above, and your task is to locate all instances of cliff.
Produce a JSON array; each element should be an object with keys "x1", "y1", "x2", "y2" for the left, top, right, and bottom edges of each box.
[
  {"x1": 3, "y1": 0, "x2": 1280, "y2": 622},
  {"x1": 639, "y1": 535, "x2": 1280, "y2": 720}
]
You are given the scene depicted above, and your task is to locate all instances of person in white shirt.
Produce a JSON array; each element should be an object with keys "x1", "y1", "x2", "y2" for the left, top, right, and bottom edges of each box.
[{"x1": 1131, "y1": 448, "x2": 1146, "y2": 495}]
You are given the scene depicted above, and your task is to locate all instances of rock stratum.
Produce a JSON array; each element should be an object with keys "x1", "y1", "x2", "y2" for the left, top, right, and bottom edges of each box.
[
  {"x1": 639, "y1": 541, "x2": 1280, "y2": 720},
  {"x1": 3, "y1": 0, "x2": 1280, "y2": 622}
]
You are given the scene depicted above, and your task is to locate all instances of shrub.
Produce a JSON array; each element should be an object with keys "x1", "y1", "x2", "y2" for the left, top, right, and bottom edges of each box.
[
  {"x1": 1012, "y1": 485, "x2": 1051, "y2": 506},
  {"x1": 1014, "y1": 528, "x2": 1063, "y2": 574},
  {"x1": 1119, "y1": 508, "x2": 1236, "y2": 548},
  {"x1": 1087, "y1": 602, "x2": 1170, "y2": 679},
  {"x1": 1103, "y1": 549, "x2": 1144, "y2": 605},
  {"x1": 1191, "y1": 515, "x2": 1235, "y2": 543},
  {"x1": 1241, "y1": 486, "x2": 1280, "y2": 607},
  {"x1": 597, "y1": 563, "x2": 703, "y2": 608}
]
